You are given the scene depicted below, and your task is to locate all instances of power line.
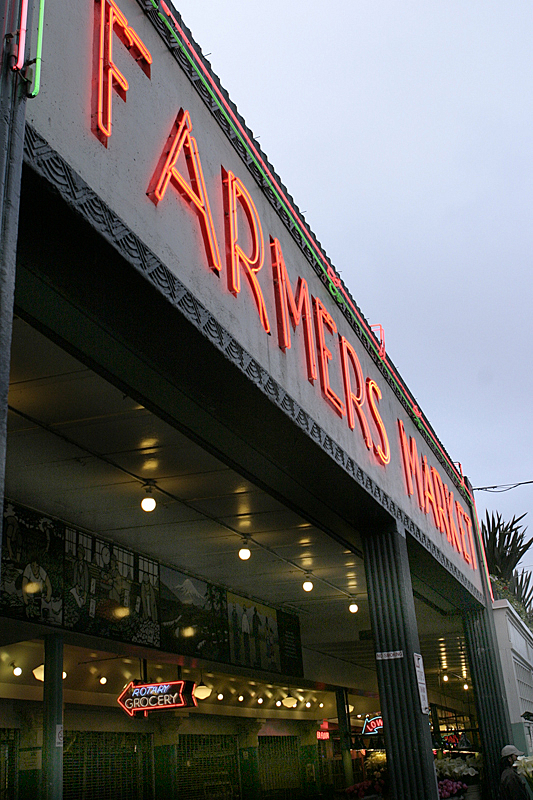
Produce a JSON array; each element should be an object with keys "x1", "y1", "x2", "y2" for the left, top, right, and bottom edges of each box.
[{"x1": 473, "y1": 479, "x2": 533, "y2": 493}]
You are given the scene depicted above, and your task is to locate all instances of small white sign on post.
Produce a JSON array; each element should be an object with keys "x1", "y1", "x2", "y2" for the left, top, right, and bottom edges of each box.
[
  {"x1": 413, "y1": 653, "x2": 430, "y2": 714},
  {"x1": 55, "y1": 725, "x2": 63, "y2": 748}
]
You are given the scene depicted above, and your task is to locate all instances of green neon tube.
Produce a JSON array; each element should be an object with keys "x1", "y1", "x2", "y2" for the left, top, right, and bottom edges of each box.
[{"x1": 28, "y1": 0, "x2": 45, "y2": 98}]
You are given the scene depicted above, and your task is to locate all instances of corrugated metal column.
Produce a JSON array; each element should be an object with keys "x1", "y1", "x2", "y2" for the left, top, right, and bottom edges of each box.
[
  {"x1": 43, "y1": 633, "x2": 63, "y2": 800},
  {"x1": 335, "y1": 687, "x2": 354, "y2": 788},
  {"x1": 363, "y1": 519, "x2": 438, "y2": 800},
  {"x1": 463, "y1": 607, "x2": 512, "y2": 800},
  {"x1": 0, "y1": 0, "x2": 28, "y2": 561}
]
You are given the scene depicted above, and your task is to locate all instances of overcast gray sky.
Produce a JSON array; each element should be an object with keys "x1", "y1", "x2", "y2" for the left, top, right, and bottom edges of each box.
[{"x1": 175, "y1": 0, "x2": 533, "y2": 559}]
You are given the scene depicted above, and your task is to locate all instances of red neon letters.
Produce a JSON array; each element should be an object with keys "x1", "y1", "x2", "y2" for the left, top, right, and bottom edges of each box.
[
  {"x1": 147, "y1": 108, "x2": 222, "y2": 274},
  {"x1": 397, "y1": 419, "x2": 476, "y2": 567},
  {"x1": 271, "y1": 237, "x2": 317, "y2": 383},
  {"x1": 90, "y1": 7, "x2": 477, "y2": 569},
  {"x1": 366, "y1": 378, "x2": 390, "y2": 466},
  {"x1": 222, "y1": 168, "x2": 270, "y2": 333},
  {"x1": 314, "y1": 297, "x2": 346, "y2": 418},
  {"x1": 94, "y1": 0, "x2": 152, "y2": 145}
]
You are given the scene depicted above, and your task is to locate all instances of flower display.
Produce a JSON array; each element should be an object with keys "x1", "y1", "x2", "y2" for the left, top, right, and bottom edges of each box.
[
  {"x1": 346, "y1": 751, "x2": 388, "y2": 797},
  {"x1": 516, "y1": 755, "x2": 533, "y2": 790},
  {"x1": 438, "y1": 778, "x2": 467, "y2": 798},
  {"x1": 435, "y1": 754, "x2": 481, "y2": 781}
]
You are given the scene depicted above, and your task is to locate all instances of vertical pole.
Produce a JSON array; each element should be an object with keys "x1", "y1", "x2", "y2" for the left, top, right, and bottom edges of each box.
[
  {"x1": 335, "y1": 688, "x2": 354, "y2": 788},
  {"x1": 0, "y1": 0, "x2": 28, "y2": 564},
  {"x1": 42, "y1": 633, "x2": 63, "y2": 800},
  {"x1": 363, "y1": 518, "x2": 438, "y2": 800},
  {"x1": 463, "y1": 607, "x2": 512, "y2": 800}
]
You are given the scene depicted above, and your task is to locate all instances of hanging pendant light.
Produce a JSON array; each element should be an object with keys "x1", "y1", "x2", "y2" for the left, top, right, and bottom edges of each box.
[{"x1": 140, "y1": 482, "x2": 156, "y2": 512}]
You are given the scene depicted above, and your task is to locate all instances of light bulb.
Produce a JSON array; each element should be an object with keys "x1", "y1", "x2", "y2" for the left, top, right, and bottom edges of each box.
[
  {"x1": 238, "y1": 695, "x2": 244, "y2": 702},
  {"x1": 257, "y1": 697, "x2": 263, "y2": 704},
  {"x1": 302, "y1": 575, "x2": 314, "y2": 592},
  {"x1": 238, "y1": 539, "x2": 251, "y2": 560},
  {"x1": 62, "y1": 672, "x2": 67, "y2": 680},
  {"x1": 463, "y1": 683, "x2": 469, "y2": 691},
  {"x1": 305, "y1": 701, "x2": 311, "y2": 708},
  {"x1": 13, "y1": 666, "x2": 22, "y2": 677},
  {"x1": 319, "y1": 703, "x2": 324, "y2": 709},
  {"x1": 276, "y1": 700, "x2": 282, "y2": 707},
  {"x1": 349, "y1": 602, "x2": 359, "y2": 614},
  {"x1": 141, "y1": 485, "x2": 156, "y2": 512},
  {"x1": 99, "y1": 676, "x2": 107, "y2": 685},
  {"x1": 442, "y1": 674, "x2": 449, "y2": 682},
  {"x1": 217, "y1": 693, "x2": 224, "y2": 701}
]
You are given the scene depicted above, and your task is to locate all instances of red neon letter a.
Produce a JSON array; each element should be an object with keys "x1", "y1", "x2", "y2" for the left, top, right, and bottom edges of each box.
[
  {"x1": 94, "y1": 0, "x2": 152, "y2": 145},
  {"x1": 147, "y1": 109, "x2": 222, "y2": 274}
]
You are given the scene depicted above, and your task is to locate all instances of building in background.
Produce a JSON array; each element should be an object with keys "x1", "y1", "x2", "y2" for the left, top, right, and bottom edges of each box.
[{"x1": 493, "y1": 599, "x2": 533, "y2": 754}]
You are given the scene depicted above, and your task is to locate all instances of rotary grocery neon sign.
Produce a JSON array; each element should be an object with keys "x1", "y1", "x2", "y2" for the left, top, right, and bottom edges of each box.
[{"x1": 117, "y1": 680, "x2": 197, "y2": 717}]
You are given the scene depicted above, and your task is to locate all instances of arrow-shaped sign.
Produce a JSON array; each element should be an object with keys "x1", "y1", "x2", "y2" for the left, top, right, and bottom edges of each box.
[{"x1": 117, "y1": 680, "x2": 197, "y2": 717}]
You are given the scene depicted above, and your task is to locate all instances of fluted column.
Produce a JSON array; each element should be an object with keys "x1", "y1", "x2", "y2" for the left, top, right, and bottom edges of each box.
[{"x1": 363, "y1": 519, "x2": 438, "y2": 800}]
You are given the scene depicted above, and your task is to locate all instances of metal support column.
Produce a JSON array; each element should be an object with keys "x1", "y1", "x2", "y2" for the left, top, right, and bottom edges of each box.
[
  {"x1": 463, "y1": 606, "x2": 512, "y2": 800},
  {"x1": 43, "y1": 633, "x2": 63, "y2": 800},
  {"x1": 363, "y1": 519, "x2": 438, "y2": 800},
  {"x1": 0, "y1": 0, "x2": 28, "y2": 558},
  {"x1": 335, "y1": 688, "x2": 354, "y2": 788}
]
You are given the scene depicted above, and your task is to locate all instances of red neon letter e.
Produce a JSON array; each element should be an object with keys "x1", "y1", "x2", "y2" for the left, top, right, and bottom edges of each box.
[
  {"x1": 223, "y1": 168, "x2": 270, "y2": 333},
  {"x1": 313, "y1": 297, "x2": 345, "y2": 418},
  {"x1": 94, "y1": 0, "x2": 152, "y2": 146},
  {"x1": 147, "y1": 109, "x2": 222, "y2": 274}
]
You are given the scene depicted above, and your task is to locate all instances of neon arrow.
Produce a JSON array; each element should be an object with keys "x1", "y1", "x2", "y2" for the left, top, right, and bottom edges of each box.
[{"x1": 117, "y1": 679, "x2": 197, "y2": 717}]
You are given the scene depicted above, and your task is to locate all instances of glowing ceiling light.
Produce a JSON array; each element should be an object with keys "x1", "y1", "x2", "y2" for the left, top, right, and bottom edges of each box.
[
  {"x1": 257, "y1": 697, "x2": 264, "y2": 704},
  {"x1": 140, "y1": 483, "x2": 156, "y2": 512},
  {"x1": 193, "y1": 679, "x2": 212, "y2": 700},
  {"x1": 217, "y1": 693, "x2": 224, "y2": 701},
  {"x1": 281, "y1": 693, "x2": 297, "y2": 708},
  {"x1": 99, "y1": 676, "x2": 107, "y2": 685},
  {"x1": 276, "y1": 700, "x2": 282, "y2": 707},
  {"x1": 238, "y1": 538, "x2": 251, "y2": 560},
  {"x1": 302, "y1": 574, "x2": 314, "y2": 592},
  {"x1": 463, "y1": 683, "x2": 469, "y2": 691},
  {"x1": 238, "y1": 695, "x2": 244, "y2": 702},
  {"x1": 442, "y1": 674, "x2": 449, "y2": 682},
  {"x1": 348, "y1": 600, "x2": 359, "y2": 614}
]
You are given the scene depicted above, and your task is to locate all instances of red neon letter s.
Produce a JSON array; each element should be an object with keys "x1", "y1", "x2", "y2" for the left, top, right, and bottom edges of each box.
[
  {"x1": 147, "y1": 108, "x2": 222, "y2": 274},
  {"x1": 93, "y1": 0, "x2": 152, "y2": 145},
  {"x1": 270, "y1": 237, "x2": 317, "y2": 382},
  {"x1": 339, "y1": 336, "x2": 372, "y2": 450},
  {"x1": 313, "y1": 298, "x2": 345, "y2": 418},
  {"x1": 222, "y1": 169, "x2": 270, "y2": 333},
  {"x1": 366, "y1": 378, "x2": 390, "y2": 466}
]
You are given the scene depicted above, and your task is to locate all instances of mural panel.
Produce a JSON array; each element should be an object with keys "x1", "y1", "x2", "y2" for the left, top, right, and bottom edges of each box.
[{"x1": 160, "y1": 565, "x2": 229, "y2": 662}]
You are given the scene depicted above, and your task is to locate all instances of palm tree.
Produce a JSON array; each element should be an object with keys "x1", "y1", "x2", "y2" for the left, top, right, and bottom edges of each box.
[{"x1": 481, "y1": 511, "x2": 531, "y2": 582}]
